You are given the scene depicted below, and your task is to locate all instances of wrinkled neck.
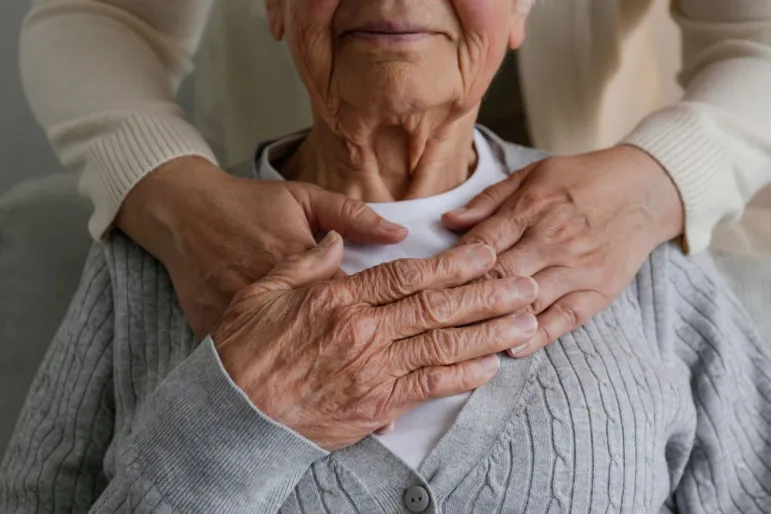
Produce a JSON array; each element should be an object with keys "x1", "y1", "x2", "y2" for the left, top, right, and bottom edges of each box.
[{"x1": 282, "y1": 111, "x2": 479, "y2": 202}]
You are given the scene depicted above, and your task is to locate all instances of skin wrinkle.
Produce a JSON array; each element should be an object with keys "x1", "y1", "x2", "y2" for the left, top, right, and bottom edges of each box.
[{"x1": 266, "y1": 0, "x2": 524, "y2": 203}]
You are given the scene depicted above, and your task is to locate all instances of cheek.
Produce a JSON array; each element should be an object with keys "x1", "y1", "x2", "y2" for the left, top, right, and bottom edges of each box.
[
  {"x1": 285, "y1": 0, "x2": 339, "y2": 105},
  {"x1": 452, "y1": 0, "x2": 512, "y2": 36},
  {"x1": 451, "y1": 0, "x2": 513, "y2": 99},
  {"x1": 292, "y1": 0, "x2": 339, "y2": 21}
]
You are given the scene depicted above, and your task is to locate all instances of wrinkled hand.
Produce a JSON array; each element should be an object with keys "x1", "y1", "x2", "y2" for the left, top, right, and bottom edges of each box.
[
  {"x1": 116, "y1": 156, "x2": 408, "y2": 338},
  {"x1": 443, "y1": 145, "x2": 684, "y2": 356},
  {"x1": 214, "y1": 232, "x2": 539, "y2": 451}
]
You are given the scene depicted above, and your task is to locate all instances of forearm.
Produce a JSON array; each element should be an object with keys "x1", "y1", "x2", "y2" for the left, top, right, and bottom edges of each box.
[
  {"x1": 623, "y1": 1, "x2": 771, "y2": 253},
  {"x1": 94, "y1": 339, "x2": 327, "y2": 513},
  {"x1": 20, "y1": 0, "x2": 218, "y2": 239}
]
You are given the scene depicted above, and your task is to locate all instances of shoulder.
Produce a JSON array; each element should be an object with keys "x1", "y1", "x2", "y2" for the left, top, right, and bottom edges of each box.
[
  {"x1": 638, "y1": 243, "x2": 761, "y2": 359},
  {"x1": 97, "y1": 231, "x2": 175, "y2": 310}
]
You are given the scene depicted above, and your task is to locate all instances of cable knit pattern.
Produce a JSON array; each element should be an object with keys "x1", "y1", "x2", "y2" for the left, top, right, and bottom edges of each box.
[
  {"x1": 3, "y1": 233, "x2": 771, "y2": 513},
  {"x1": 3, "y1": 141, "x2": 771, "y2": 513}
]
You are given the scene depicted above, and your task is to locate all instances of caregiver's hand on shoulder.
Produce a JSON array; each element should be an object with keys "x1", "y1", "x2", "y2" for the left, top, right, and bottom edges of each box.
[
  {"x1": 213, "y1": 232, "x2": 539, "y2": 451},
  {"x1": 116, "y1": 156, "x2": 408, "y2": 339},
  {"x1": 443, "y1": 145, "x2": 685, "y2": 356}
]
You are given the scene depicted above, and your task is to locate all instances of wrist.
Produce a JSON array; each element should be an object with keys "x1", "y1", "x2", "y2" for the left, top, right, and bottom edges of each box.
[
  {"x1": 115, "y1": 156, "x2": 231, "y2": 262},
  {"x1": 616, "y1": 144, "x2": 685, "y2": 248}
]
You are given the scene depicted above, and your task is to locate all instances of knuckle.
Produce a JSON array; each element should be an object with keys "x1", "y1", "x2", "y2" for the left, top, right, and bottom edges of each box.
[
  {"x1": 540, "y1": 225, "x2": 567, "y2": 246},
  {"x1": 340, "y1": 196, "x2": 368, "y2": 219},
  {"x1": 556, "y1": 301, "x2": 583, "y2": 329},
  {"x1": 435, "y1": 251, "x2": 466, "y2": 282},
  {"x1": 539, "y1": 217, "x2": 585, "y2": 247},
  {"x1": 476, "y1": 186, "x2": 501, "y2": 206},
  {"x1": 426, "y1": 329, "x2": 457, "y2": 365},
  {"x1": 517, "y1": 189, "x2": 549, "y2": 213},
  {"x1": 418, "y1": 290, "x2": 456, "y2": 324},
  {"x1": 416, "y1": 371, "x2": 443, "y2": 399},
  {"x1": 330, "y1": 307, "x2": 377, "y2": 345},
  {"x1": 385, "y1": 259, "x2": 424, "y2": 295},
  {"x1": 481, "y1": 283, "x2": 506, "y2": 310}
]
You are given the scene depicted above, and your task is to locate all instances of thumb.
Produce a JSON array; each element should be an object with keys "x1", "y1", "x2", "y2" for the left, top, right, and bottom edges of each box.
[
  {"x1": 255, "y1": 231, "x2": 344, "y2": 293},
  {"x1": 442, "y1": 163, "x2": 532, "y2": 230},
  {"x1": 300, "y1": 186, "x2": 408, "y2": 245}
]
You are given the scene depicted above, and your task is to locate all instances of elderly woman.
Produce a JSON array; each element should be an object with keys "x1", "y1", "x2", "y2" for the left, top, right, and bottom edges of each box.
[{"x1": 3, "y1": 0, "x2": 771, "y2": 512}]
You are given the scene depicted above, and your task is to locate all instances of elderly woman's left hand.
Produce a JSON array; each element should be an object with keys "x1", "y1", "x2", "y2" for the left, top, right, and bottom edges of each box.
[{"x1": 443, "y1": 145, "x2": 685, "y2": 356}]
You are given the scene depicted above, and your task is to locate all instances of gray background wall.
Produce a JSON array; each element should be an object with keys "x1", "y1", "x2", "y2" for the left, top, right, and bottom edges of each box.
[{"x1": 0, "y1": 1, "x2": 61, "y2": 194}]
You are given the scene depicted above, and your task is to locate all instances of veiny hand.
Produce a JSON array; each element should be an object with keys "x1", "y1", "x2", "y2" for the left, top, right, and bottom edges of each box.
[
  {"x1": 214, "y1": 232, "x2": 539, "y2": 451},
  {"x1": 443, "y1": 145, "x2": 685, "y2": 356},
  {"x1": 116, "y1": 156, "x2": 408, "y2": 338}
]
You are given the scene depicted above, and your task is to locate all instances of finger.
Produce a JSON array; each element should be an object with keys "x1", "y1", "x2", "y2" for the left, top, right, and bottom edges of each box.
[
  {"x1": 299, "y1": 185, "x2": 408, "y2": 244},
  {"x1": 484, "y1": 237, "x2": 550, "y2": 280},
  {"x1": 342, "y1": 243, "x2": 497, "y2": 305},
  {"x1": 394, "y1": 355, "x2": 500, "y2": 409},
  {"x1": 380, "y1": 276, "x2": 538, "y2": 339},
  {"x1": 455, "y1": 208, "x2": 530, "y2": 255},
  {"x1": 441, "y1": 163, "x2": 534, "y2": 230},
  {"x1": 391, "y1": 312, "x2": 538, "y2": 374},
  {"x1": 508, "y1": 291, "x2": 607, "y2": 358},
  {"x1": 248, "y1": 231, "x2": 344, "y2": 294},
  {"x1": 526, "y1": 266, "x2": 581, "y2": 315}
]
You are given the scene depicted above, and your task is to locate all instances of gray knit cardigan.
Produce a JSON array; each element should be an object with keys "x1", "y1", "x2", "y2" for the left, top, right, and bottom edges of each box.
[{"x1": 2, "y1": 130, "x2": 771, "y2": 513}]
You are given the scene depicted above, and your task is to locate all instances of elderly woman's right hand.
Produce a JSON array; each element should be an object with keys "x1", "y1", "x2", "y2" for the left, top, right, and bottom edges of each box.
[{"x1": 213, "y1": 232, "x2": 538, "y2": 451}]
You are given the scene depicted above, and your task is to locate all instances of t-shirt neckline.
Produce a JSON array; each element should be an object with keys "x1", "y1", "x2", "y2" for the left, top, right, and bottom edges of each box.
[{"x1": 255, "y1": 129, "x2": 499, "y2": 223}]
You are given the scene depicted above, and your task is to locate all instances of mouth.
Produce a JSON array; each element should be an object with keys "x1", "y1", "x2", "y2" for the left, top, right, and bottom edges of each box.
[{"x1": 341, "y1": 21, "x2": 440, "y2": 43}]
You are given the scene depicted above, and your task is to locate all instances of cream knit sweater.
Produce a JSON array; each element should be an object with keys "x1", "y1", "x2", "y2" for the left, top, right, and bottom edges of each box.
[{"x1": 20, "y1": 0, "x2": 771, "y2": 249}]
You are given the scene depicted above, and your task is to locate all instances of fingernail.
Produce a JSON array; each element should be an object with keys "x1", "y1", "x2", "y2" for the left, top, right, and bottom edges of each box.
[
  {"x1": 320, "y1": 231, "x2": 338, "y2": 248},
  {"x1": 513, "y1": 313, "x2": 538, "y2": 333},
  {"x1": 448, "y1": 207, "x2": 469, "y2": 216},
  {"x1": 508, "y1": 344, "x2": 529, "y2": 357},
  {"x1": 513, "y1": 277, "x2": 538, "y2": 300},
  {"x1": 379, "y1": 218, "x2": 407, "y2": 232},
  {"x1": 481, "y1": 354, "x2": 501, "y2": 372},
  {"x1": 469, "y1": 244, "x2": 496, "y2": 268}
]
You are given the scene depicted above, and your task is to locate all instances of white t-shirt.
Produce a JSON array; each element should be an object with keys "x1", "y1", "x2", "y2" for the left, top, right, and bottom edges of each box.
[{"x1": 257, "y1": 129, "x2": 508, "y2": 469}]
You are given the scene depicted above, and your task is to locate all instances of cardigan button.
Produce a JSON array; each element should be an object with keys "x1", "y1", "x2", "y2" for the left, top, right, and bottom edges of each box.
[{"x1": 404, "y1": 485, "x2": 430, "y2": 513}]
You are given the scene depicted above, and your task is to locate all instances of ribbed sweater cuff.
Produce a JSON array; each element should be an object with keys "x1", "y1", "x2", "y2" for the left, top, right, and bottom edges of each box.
[
  {"x1": 126, "y1": 337, "x2": 328, "y2": 512},
  {"x1": 623, "y1": 106, "x2": 744, "y2": 254},
  {"x1": 79, "y1": 112, "x2": 218, "y2": 240}
]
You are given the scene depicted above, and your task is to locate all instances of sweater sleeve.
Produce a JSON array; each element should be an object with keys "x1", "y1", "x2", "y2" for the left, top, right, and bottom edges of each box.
[
  {"x1": 20, "y1": 0, "x2": 219, "y2": 240},
  {"x1": 662, "y1": 250, "x2": 771, "y2": 512},
  {"x1": 623, "y1": 1, "x2": 771, "y2": 254},
  {"x1": 0, "y1": 250, "x2": 328, "y2": 512},
  {"x1": 92, "y1": 338, "x2": 328, "y2": 513}
]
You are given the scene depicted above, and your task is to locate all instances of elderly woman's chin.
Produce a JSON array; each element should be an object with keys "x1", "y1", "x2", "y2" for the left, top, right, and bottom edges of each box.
[
  {"x1": 335, "y1": 71, "x2": 463, "y2": 122},
  {"x1": 331, "y1": 53, "x2": 484, "y2": 123}
]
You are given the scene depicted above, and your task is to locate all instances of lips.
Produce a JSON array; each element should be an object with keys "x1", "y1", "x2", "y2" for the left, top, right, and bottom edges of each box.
[{"x1": 341, "y1": 21, "x2": 439, "y2": 38}]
